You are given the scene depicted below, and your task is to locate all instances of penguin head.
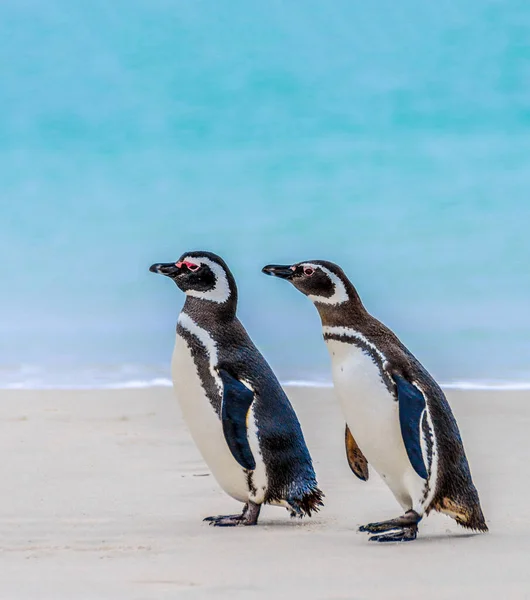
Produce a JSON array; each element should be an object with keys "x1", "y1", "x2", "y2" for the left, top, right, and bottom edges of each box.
[
  {"x1": 150, "y1": 251, "x2": 236, "y2": 305},
  {"x1": 262, "y1": 260, "x2": 352, "y2": 306}
]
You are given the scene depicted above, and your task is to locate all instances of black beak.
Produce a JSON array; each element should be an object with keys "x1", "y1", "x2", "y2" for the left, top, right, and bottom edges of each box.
[
  {"x1": 262, "y1": 264, "x2": 294, "y2": 279},
  {"x1": 149, "y1": 262, "x2": 181, "y2": 277}
]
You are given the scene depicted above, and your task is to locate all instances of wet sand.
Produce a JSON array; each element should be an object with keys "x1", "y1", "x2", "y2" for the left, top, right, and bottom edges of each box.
[{"x1": 1, "y1": 386, "x2": 527, "y2": 599}]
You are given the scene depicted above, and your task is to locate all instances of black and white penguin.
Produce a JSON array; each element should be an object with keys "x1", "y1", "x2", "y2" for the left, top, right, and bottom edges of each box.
[
  {"x1": 149, "y1": 251, "x2": 323, "y2": 526},
  {"x1": 263, "y1": 260, "x2": 488, "y2": 542}
]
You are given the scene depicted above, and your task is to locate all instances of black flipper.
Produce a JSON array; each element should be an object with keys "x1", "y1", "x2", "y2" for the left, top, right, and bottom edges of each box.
[
  {"x1": 218, "y1": 368, "x2": 256, "y2": 471},
  {"x1": 393, "y1": 373, "x2": 428, "y2": 480},
  {"x1": 345, "y1": 424, "x2": 369, "y2": 481}
]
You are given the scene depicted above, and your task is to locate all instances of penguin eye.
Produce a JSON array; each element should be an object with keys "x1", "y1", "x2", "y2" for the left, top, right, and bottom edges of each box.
[
  {"x1": 303, "y1": 267, "x2": 315, "y2": 277},
  {"x1": 181, "y1": 261, "x2": 200, "y2": 272}
]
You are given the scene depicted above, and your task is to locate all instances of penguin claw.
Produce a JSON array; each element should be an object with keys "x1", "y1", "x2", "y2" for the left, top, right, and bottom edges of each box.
[
  {"x1": 209, "y1": 519, "x2": 246, "y2": 527},
  {"x1": 368, "y1": 527, "x2": 417, "y2": 543},
  {"x1": 359, "y1": 522, "x2": 400, "y2": 534},
  {"x1": 204, "y1": 514, "x2": 244, "y2": 526}
]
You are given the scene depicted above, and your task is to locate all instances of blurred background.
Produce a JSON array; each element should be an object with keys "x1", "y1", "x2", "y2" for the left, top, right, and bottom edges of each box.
[{"x1": 1, "y1": 0, "x2": 529, "y2": 389}]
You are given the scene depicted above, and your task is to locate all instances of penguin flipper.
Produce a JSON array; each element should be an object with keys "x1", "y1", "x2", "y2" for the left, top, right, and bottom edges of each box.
[
  {"x1": 218, "y1": 368, "x2": 256, "y2": 471},
  {"x1": 393, "y1": 373, "x2": 429, "y2": 480},
  {"x1": 345, "y1": 424, "x2": 369, "y2": 481}
]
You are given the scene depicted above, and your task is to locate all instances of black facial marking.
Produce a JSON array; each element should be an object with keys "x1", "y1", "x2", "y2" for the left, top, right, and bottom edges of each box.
[
  {"x1": 290, "y1": 264, "x2": 336, "y2": 299},
  {"x1": 176, "y1": 263, "x2": 217, "y2": 294}
]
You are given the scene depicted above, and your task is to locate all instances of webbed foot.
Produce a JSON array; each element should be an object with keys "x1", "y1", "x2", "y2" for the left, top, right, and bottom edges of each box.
[
  {"x1": 369, "y1": 525, "x2": 418, "y2": 542},
  {"x1": 359, "y1": 509, "x2": 421, "y2": 540},
  {"x1": 204, "y1": 501, "x2": 261, "y2": 527}
]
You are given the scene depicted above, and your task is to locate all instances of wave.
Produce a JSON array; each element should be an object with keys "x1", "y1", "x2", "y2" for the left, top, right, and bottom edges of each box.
[
  {"x1": 2, "y1": 376, "x2": 530, "y2": 391},
  {"x1": 285, "y1": 380, "x2": 530, "y2": 390},
  {"x1": 2, "y1": 378, "x2": 174, "y2": 391},
  {"x1": 281, "y1": 380, "x2": 334, "y2": 388},
  {"x1": 439, "y1": 381, "x2": 530, "y2": 391},
  {"x1": 2, "y1": 363, "x2": 530, "y2": 391}
]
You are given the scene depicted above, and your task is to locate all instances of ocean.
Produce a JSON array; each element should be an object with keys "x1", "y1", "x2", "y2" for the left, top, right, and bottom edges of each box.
[{"x1": 2, "y1": 0, "x2": 530, "y2": 389}]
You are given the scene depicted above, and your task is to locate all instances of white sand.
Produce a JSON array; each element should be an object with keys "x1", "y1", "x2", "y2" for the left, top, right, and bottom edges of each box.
[{"x1": 1, "y1": 386, "x2": 528, "y2": 599}]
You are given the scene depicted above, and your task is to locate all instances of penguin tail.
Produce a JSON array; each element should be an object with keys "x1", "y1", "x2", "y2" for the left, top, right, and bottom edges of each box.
[
  {"x1": 433, "y1": 496, "x2": 488, "y2": 532},
  {"x1": 288, "y1": 487, "x2": 325, "y2": 519},
  {"x1": 456, "y1": 503, "x2": 489, "y2": 533}
]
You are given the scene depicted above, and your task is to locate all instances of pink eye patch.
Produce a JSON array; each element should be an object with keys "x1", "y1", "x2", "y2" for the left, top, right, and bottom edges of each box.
[{"x1": 176, "y1": 261, "x2": 200, "y2": 271}]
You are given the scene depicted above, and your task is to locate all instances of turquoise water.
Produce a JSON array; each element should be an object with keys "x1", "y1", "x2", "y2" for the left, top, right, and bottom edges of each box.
[{"x1": 2, "y1": 1, "x2": 530, "y2": 388}]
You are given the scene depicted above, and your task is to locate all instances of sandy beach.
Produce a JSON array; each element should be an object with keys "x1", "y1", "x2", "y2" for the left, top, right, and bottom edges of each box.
[{"x1": 1, "y1": 386, "x2": 528, "y2": 599}]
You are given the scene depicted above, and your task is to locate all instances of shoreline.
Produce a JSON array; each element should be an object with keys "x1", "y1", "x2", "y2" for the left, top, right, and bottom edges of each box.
[{"x1": 3, "y1": 380, "x2": 530, "y2": 391}]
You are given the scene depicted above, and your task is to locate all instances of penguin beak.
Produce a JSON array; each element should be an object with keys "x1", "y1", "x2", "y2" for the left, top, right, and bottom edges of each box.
[
  {"x1": 262, "y1": 264, "x2": 294, "y2": 280},
  {"x1": 149, "y1": 262, "x2": 181, "y2": 277}
]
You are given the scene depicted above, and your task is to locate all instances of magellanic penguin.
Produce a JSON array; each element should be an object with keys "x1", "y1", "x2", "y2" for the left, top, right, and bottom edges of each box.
[
  {"x1": 263, "y1": 260, "x2": 488, "y2": 542},
  {"x1": 149, "y1": 251, "x2": 323, "y2": 526}
]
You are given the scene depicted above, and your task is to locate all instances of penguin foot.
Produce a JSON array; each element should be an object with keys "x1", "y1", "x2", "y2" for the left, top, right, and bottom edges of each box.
[
  {"x1": 369, "y1": 525, "x2": 418, "y2": 543},
  {"x1": 204, "y1": 501, "x2": 261, "y2": 527},
  {"x1": 359, "y1": 510, "x2": 421, "y2": 535},
  {"x1": 204, "y1": 514, "x2": 247, "y2": 526}
]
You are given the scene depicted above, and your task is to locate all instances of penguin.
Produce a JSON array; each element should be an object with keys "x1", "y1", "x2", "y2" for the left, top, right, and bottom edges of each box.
[
  {"x1": 149, "y1": 251, "x2": 323, "y2": 526},
  {"x1": 262, "y1": 260, "x2": 488, "y2": 542}
]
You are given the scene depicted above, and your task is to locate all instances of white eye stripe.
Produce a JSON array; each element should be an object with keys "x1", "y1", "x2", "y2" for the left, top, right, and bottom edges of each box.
[
  {"x1": 183, "y1": 256, "x2": 231, "y2": 303},
  {"x1": 302, "y1": 263, "x2": 349, "y2": 306}
]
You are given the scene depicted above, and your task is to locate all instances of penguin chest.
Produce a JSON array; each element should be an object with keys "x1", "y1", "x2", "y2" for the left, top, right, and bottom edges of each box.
[
  {"x1": 171, "y1": 333, "x2": 250, "y2": 502},
  {"x1": 326, "y1": 339, "x2": 425, "y2": 509}
]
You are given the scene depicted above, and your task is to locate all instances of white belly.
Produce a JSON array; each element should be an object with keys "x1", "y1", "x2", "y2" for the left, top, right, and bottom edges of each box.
[
  {"x1": 327, "y1": 339, "x2": 426, "y2": 512},
  {"x1": 171, "y1": 333, "x2": 249, "y2": 503}
]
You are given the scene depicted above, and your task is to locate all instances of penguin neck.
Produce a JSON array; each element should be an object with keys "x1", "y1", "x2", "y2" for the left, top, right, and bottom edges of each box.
[
  {"x1": 313, "y1": 288, "x2": 371, "y2": 331},
  {"x1": 181, "y1": 293, "x2": 238, "y2": 326}
]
